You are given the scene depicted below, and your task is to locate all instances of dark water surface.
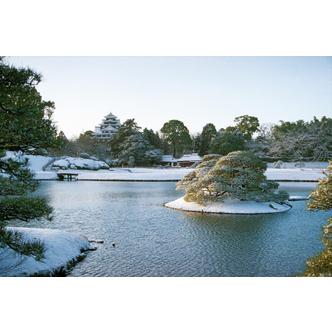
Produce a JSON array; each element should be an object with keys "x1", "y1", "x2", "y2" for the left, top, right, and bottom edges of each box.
[{"x1": 25, "y1": 181, "x2": 328, "y2": 276}]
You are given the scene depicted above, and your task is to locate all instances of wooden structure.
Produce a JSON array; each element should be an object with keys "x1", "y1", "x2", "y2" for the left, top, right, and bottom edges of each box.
[{"x1": 57, "y1": 171, "x2": 79, "y2": 181}]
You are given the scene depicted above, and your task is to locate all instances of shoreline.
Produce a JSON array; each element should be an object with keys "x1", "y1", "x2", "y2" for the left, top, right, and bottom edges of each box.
[
  {"x1": 33, "y1": 167, "x2": 325, "y2": 183},
  {"x1": 165, "y1": 196, "x2": 292, "y2": 215},
  {"x1": 0, "y1": 227, "x2": 93, "y2": 277},
  {"x1": 36, "y1": 178, "x2": 320, "y2": 183}
]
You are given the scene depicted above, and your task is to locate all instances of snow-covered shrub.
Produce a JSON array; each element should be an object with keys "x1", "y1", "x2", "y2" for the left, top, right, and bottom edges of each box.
[
  {"x1": 79, "y1": 153, "x2": 90, "y2": 159},
  {"x1": 51, "y1": 157, "x2": 109, "y2": 170},
  {"x1": 178, "y1": 151, "x2": 289, "y2": 205}
]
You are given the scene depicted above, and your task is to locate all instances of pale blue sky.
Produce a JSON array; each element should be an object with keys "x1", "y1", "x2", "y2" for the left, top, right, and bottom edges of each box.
[{"x1": 8, "y1": 56, "x2": 332, "y2": 138}]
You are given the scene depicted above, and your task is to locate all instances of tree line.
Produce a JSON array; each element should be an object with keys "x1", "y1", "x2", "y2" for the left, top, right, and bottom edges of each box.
[{"x1": 54, "y1": 114, "x2": 332, "y2": 166}]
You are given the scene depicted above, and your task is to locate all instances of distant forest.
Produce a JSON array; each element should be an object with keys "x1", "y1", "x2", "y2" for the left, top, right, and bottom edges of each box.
[{"x1": 52, "y1": 115, "x2": 332, "y2": 166}]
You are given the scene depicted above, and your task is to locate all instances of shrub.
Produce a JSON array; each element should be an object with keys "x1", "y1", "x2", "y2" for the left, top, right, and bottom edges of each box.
[{"x1": 177, "y1": 151, "x2": 289, "y2": 205}]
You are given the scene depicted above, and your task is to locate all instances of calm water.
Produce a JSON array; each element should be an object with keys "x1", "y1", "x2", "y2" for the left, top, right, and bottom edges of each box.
[{"x1": 23, "y1": 181, "x2": 328, "y2": 276}]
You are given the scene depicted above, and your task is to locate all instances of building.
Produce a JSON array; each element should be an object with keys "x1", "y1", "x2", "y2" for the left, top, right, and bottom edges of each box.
[
  {"x1": 161, "y1": 153, "x2": 202, "y2": 167},
  {"x1": 93, "y1": 112, "x2": 121, "y2": 140}
]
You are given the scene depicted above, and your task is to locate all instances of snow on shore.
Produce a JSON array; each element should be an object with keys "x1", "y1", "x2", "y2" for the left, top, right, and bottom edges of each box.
[
  {"x1": 0, "y1": 227, "x2": 92, "y2": 277},
  {"x1": 3, "y1": 152, "x2": 326, "y2": 182},
  {"x1": 165, "y1": 196, "x2": 291, "y2": 214},
  {"x1": 33, "y1": 167, "x2": 326, "y2": 182},
  {"x1": 265, "y1": 168, "x2": 324, "y2": 182}
]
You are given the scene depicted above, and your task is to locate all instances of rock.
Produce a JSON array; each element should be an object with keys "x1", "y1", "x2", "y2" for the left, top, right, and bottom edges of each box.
[{"x1": 79, "y1": 153, "x2": 90, "y2": 159}]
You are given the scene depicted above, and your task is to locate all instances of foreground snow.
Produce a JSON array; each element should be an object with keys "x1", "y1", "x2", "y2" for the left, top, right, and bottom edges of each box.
[
  {"x1": 165, "y1": 196, "x2": 291, "y2": 214},
  {"x1": 0, "y1": 227, "x2": 92, "y2": 277}
]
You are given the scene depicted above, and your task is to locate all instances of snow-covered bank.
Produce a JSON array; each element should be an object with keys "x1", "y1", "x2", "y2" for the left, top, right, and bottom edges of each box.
[
  {"x1": 0, "y1": 227, "x2": 92, "y2": 277},
  {"x1": 165, "y1": 196, "x2": 291, "y2": 214},
  {"x1": 33, "y1": 167, "x2": 326, "y2": 182},
  {"x1": 265, "y1": 168, "x2": 324, "y2": 182},
  {"x1": 3, "y1": 151, "x2": 54, "y2": 171},
  {"x1": 267, "y1": 161, "x2": 329, "y2": 169},
  {"x1": 2, "y1": 152, "x2": 327, "y2": 182}
]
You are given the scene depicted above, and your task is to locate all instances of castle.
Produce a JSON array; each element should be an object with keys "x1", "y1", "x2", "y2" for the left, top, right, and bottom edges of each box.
[{"x1": 93, "y1": 112, "x2": 121, "y2": 139}]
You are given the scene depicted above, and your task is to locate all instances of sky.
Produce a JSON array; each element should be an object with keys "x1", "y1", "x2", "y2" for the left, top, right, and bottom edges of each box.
[{"x1": 8, "y1": 56, "x2": 332, "y2": 138}]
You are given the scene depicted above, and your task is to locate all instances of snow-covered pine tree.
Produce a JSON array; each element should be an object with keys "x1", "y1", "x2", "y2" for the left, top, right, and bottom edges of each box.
[
  {"x1": 304, "y1": 162, "x2": 332, "y2": 276},
  {"x1": 178, "y1": 151, "x2": 288, "y2": 205},
  {"x1": 0, "y1": 57, "x2": 56, "y2": 259},
  {"x1": 111, "y1": 119, "x2": 161, "y2": 166},
  {"x1": 177, "y1": 154, "x2": 220, "y2": 200},
  {"x1": 269, "y1": 117, "x2": 332, "y2": 161}
]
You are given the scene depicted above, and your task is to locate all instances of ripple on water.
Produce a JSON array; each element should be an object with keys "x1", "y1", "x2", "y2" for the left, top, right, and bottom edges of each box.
[{"x1": 24, "y1": 181, "x2": 328, "y2": 277}]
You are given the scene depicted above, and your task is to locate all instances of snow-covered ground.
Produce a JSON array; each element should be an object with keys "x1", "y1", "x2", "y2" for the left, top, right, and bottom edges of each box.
[
  {"x1": 0, "y1": 227, "x2": 92, "y2": 277},
  {"x1": 267, "y1": 161, "x2": 328, "y2": 169},
  {"x1": 2, "y1": 151, "x2": 54, "y2": 171},
  {"x1": 32, "y1": 167, "x2": 326, "y2": 182},
  {"x1": 2, "y1": 152, "x2": 327, "y2": 182},
  {"x1": 165, "y1": 196, "x2": 291, "y2": 214},
  {"x1": 265, "y1": 168, "x2": 324, "y2": 182}
]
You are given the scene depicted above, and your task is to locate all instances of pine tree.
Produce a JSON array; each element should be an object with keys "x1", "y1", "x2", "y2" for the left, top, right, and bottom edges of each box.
[
  {"x1": 143, "y1": 128, "x2": 163, "y2": 149},
  {"x1": 110, "y1": 119, "x2": 141, "y2": 156},
  {"x1": 177, "y1": 151, "x2": 288, "y2": 205},
  {"x1": 304, "y1": 162, "x2": 332, "y2": 276},
  {"x1": 160, "y1": 120, "x2": 192, "y2": 157},
  {"x1": 0, "y1": 58, "x2": 55, "y2": 259},
  {"x1": 234, "y1": 115, "x2": 260, "y2": 140},
  {"x1": 210, "y1": 127, "x2": 245, "y2": 156},
  {"x1": 199, "y1": 123, "x2": 216, "y2": 156},
  {"x1": 111, "y1": 119, "x2": 161, "y2": 166},
  {"x1": 192, "y1": 133, "x2": 201, "y2": 153}
]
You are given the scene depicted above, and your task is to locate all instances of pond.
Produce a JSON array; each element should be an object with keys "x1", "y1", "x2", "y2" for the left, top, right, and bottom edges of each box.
[{"x1": 21, "y1": 181, "x2": 329, "y2": 276}]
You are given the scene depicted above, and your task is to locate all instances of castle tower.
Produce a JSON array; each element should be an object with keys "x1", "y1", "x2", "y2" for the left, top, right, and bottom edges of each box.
[{"x1": 94, "y1": 112, "x2": 121, "y2": 139}]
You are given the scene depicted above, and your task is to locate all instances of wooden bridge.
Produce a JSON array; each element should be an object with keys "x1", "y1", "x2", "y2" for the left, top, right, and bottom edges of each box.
[{"x1": 56, "y1": 171, "x2": 79, "y2": 181}]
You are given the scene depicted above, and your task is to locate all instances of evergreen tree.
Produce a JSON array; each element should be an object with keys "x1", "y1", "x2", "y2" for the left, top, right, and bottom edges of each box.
[
  {"x1": 304, "y1": 162, "x2": 332, "y2": 276},
  {"x1": 143, "y1": 128, "x2": 163, "y2": 149},
  {"x1": 192, "y1": 133, "x2": 201, "y2": 153},
  {"x1": 110, "y1": 119, "x2": 141, "y2": 156},
  {"x1": 177, "y1": 154, "x2": 220, "y2": 193},
  {"x1": 234, "y1": 115, "x2": 260, "y2": 140},
  {"x1": 210, "y1": 127, "x2": 245, "y2": 155},
  {"x1": 177, "y1": 151, "x2": 288, "y2": 205},
  {"x1": 160, "y1": 120, "x2": 192, "y2": 157},
  {"x1": 269, "y1": 117, "x2": 332, "y2": 161},
  {"x1": 111, "y1": 119, "x2": 161, "y2": 166},
  {"x1": 199, "y1": 123, "x2": 216, "y2": 156},
  {"x1": 0, "y1": 58, "x2": 55, "y2": 258}
]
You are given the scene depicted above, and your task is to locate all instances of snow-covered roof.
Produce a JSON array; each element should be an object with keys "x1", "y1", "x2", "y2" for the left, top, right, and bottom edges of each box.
[
  {"x1": 177, "y1": 153, "x2": 202, "y2": 162},
  {"x1": 161, "y1": 155, "x2": 178, "y2": 162}
]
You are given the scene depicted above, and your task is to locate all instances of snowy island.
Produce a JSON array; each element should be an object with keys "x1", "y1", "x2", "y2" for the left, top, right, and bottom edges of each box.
[
  {"x1": 165, "y1": 196, "x2": 291, "y2": 214},
  {"x1": 166, "y1": 152, "x2": 294, "y2": 215}
]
